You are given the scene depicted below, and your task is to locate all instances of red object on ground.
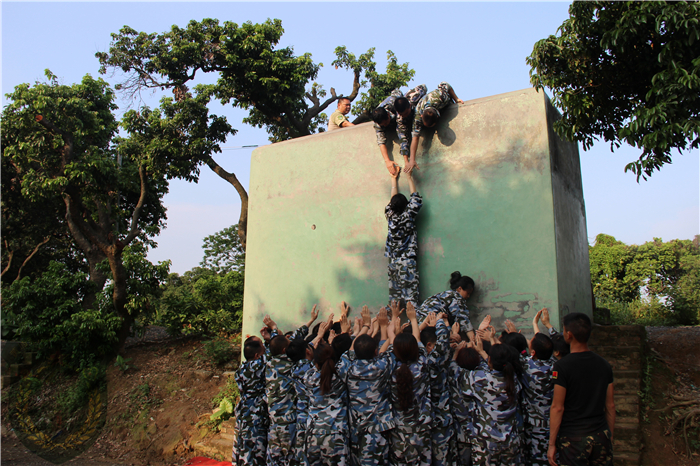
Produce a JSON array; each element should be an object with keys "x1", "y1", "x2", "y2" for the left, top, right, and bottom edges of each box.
[{"x1": 182, "y1": 457, "x2": 230, "y2": 466}]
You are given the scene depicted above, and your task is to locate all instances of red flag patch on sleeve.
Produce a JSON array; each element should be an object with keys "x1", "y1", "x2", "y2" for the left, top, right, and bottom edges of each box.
[{"x1": 552, "y1": 370, "x2": 558, "y2": 379}]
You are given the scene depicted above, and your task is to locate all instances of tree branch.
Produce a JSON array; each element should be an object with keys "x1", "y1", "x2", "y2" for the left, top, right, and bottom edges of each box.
[
  {"x1": 204, "y1": 156, "x2": 249, "y2": 249},
  {"x1": 1, "y1": 244, "x2": 13, "y2": 279},
  {"x1": 16, "y1": 237, "x2": 50, "y2": 281},
  {"x1": 123, "y1": 164, "x2": 148, "y2": 246}
]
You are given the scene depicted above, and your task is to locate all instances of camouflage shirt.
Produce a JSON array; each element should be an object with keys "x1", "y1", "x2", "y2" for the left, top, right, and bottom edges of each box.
[
  {"x1": 418, "y1": 289, "x2": 475, "y2": 335},
  {"x1": 385, "y1": 192, "x2": 422, "y2": 259},
  {"x1": 452, "y1": 359, "x2": 522, "y2": 443},
  {"x1": 389, "y1": 343, "x2": 432, "y2": 427},
  {"x1": 340, "y1": 350, "x2": 396, "y2": 434},
  {"x1": 301, "y1": 361, "x2": 350, "y2": 436},
  {"x1": 265, "y1": 326, "x2": 307, "y2": 427},
  {"x1": 292, "y1": 359, "x2": 314, "y2": 427},
  {"x1": 519, "y1": 354, "x2": 555, "y2": 427},
  {"x1": 235, "y1": 352, "x2": 270, "y2": 435},
  {"x1": 447, "y1": 360, "x2": 476, "y2": 443},
  {"x1": 374, "y1": 85, "x2": 427, "y2": 157},
  {"x1": 427, "y1": 319, "x2": 454, "y2": 427},
  {"x1": 412, "y1": 82, "x2": 456, "y2": 136}
]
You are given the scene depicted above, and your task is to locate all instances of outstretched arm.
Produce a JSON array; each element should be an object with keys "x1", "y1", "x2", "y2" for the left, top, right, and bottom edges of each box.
[
  {"x1": 406, "y1": 302, "x2": 421, "y2": 342},
  {"x1": 407, "y1": 171, "x2": 417, "y2": 195},
  {"x1": 380, "y1": 144, "x2": 399, "y2": 176},
  {"x1": 548, "y1": 385, "x2": 566, "y2": 466},
  {"x1": 390, "y1": 168, "x2": 399, "y2": 198},
  {"x1": 405, "y1": 136, "x2": 420, "y2": 175}
]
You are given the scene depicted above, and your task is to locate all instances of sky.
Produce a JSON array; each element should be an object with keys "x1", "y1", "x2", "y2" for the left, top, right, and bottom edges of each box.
[{"x1": 3, "y1": 1, "x2": 698, "y2": 275}]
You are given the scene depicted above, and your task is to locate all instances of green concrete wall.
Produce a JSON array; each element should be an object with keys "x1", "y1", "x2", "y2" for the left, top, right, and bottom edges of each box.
[{"x1": 241, "y1": 88, "x2": 592, "y2": 339}]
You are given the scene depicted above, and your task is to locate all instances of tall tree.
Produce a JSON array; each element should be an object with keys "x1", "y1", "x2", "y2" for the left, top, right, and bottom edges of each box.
[
  {"x1": 2, "y1": 71, "x2": 231, "y2": 349},
  {"x1": 200, "y1": 224, "x2": 245, "y2": 274},
  {"x1": 527, "y1": 1, "x2": 700, "y2": 180},
  {"x1": 96, "y1": 18, "x2": 414, "y2": 246}
]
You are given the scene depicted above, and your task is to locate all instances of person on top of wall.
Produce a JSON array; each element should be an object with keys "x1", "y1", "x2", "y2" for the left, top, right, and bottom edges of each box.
[{"x1": 328, "y1": 97, "x2": 355, "y2": 131}]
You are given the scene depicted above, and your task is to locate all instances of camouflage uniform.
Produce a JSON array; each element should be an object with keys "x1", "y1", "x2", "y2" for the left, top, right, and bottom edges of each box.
[
  {"x1": 266, "y1": 326, "x2": 309, "y2": 466},
  {"x1": 519, "y1": 354, "x2": 555, "y2": 466},
  {"x1": 452, "y1": 360, "x2": 523, "y2": 466},
  {"x1": 417, "y1": 290, "x2": 475, "y2": 337},
  {"x1": 339, "y1": 350, "x2": 396, "y2": 466},
  {"x1": 447, "y1": 360, "x2": 476, "y2": 466},
  {"x1": 427, "y1": 319, "x2": 456, "y2": 466},
  {"x1": 292, "y1": 358, "x2": 314, "y2": 466},
  {"x1": 232, "y1": 331, "x2": 278, "y2": 466},
  {"x1": 556, "y1": 429, "x2": 613, "y2": 466},
  {"x1": 412, "y1": 82, "x2": 457, "y2": 137},
  {"x1": 388, "y1": 343, "x2": 432, "y2": 466},
  {"x1": 374, "y1": 85, "x2": 427, "y2": 158},
  {"x1": 301, "y1": 360, "x2": 351, "y2": 466},
  {"x1": 385, "y1": 192, "x2": 422, "y2": 306}
]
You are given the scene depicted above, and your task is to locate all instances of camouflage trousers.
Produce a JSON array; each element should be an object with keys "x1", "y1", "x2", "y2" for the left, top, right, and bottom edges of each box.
[
  {"x1": 232, "y1": 422, "x2": 267, "y2": 466},
  {"x1": 389, "y1": 423, "x2": 431, "y2": 466},
  {"x1": 524, "y1": 423, "x2": 549, "y2": 466},
  {"x1": 292, "y1": 421, "x2": 308, "y2": 466},
  {"x1": 432, "y1": 423, "x2": 456, "y2": 466},
  {"x1": 350, "y1": 429, "x2": 391, "y2": 466},
  {"x1": 471, "y1": 434, "x2": 522, "y2": 466},
  {"x1": 556, "y1": 429, "x2": 613, "y2": 466},
  {"x1": 267, "y1": 423, "x2": 296, "y2": 466},
  {"x1": 388, "y1": 257, "x2": 419, "y2": 306},
  {"x1": 454, "y1": 439, "x2": 471, "y2": 466},
  {"x1": 306, "y1": 430, "x2": 349, "y2": 466}
]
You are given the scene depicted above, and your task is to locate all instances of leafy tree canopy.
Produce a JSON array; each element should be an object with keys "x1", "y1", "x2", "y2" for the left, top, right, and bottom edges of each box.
[
  {"x1": 527, "y1": 1, "x2": 700, "y2": 180},
  {"x1": 590, "y1": 233, "x2": 700, "y2": 325},
  {"x1": 200, "y1": 224, "x2": 245, "y2": 274},
  {"x1": 96, "y1": 18, "x2": 414, "y2": 143}
]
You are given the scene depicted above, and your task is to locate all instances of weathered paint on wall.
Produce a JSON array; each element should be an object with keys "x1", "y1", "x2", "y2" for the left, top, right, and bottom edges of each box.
[{"x1": 241, "y1": 88, "x2": 592, "y2": 340}]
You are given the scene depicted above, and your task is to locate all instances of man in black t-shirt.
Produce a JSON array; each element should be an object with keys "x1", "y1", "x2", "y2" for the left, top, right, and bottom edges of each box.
[{"x1": 547, "y1": 312, "x2": 615, "y2": 466}]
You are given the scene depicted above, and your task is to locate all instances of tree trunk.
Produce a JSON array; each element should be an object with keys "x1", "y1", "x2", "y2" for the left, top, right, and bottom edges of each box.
[
  {"x1": 107, "y1": 247, "x2": 133, "y2": 352},
  {"x1": 205, "y1": 156, "x2": 249, "y2": 250}
]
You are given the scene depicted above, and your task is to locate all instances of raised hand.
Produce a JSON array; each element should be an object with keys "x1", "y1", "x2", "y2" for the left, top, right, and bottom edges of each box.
[
  {"x1": 541, "y1": 308, "x2": 552, "y2": 328},
  {"x1": 451, "y1": 322, "x2": 460, "y2": 336},
  {"x1": 340, "y1": 314, "x2": 351, "y2": 334},
  {"x1": 425, "y1": 312, "x2": 438, "y2": 327},
  {"x1": 378, "y1": 307, "x2": 389, "y2": 328},
  {"x1": 340, "y1": 301, "x2": 350, "y2": 318},
  {"x1": 328, "y1": 329, "x2": 337, "y2": 344},
  {"x1": 263, "y1": 315, "x2": 277, "y2": 331},
  {"x1": 406, "y1": 302, "x2": 417, "y2": 322},
  {"x1": 361, "y1": 305, "x2": 371, "y2": 327},
  {"x1": 478, "y1": 314, "x2": 492, "y2": 331},
  {"x1": 505, "y1": 319, "x2": 519, "y2": 334}
]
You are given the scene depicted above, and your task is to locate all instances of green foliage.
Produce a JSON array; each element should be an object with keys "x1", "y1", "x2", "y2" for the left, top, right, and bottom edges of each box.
[
  {"x1": 155, "y1": 268, "x2": 244, "y2": 335},
  {"x1": 203, "y1": 336, "x2": 237, "y2": 366},
  {"x1": 56, "y1": 365, "x2": 107, "y2": 416},
  {"x1": 1, "y1": 261, "x2": 121, "y2": 368},
  {"x1": 113, "y1": 355, "x2": 135, "y2": 372},
  {"x1": 96, "y1": 18, "x2": 413, "y2": 142},
  {"x1": 527, "y1": 1, "x2": 700, "y2": 180},
  {"x1": 591, "y1": 234, "x2": 700, "y2": 325},
  {"x1": 200, "y1": 224, "x2": 245, "y2": 273},
  {"x1": 209, "y1": 376, "x2": 240, "y2": 430}
]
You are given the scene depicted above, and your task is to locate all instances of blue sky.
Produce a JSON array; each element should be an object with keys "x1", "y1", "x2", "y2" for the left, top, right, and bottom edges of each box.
[{"x1": 3, "y1": 1, "x2": 698, "y2": 274}]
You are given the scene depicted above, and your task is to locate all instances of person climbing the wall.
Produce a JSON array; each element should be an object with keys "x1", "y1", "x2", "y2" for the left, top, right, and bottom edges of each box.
[
  {"x1": 385, "y1": 167, "x2": 421, "y2": 307},
  {"x1": 405, "y1": 82, "x2": 464, "y2": 175},
  {"x1": 371, "y1": 84, "x2": 427, "y2": 176}
]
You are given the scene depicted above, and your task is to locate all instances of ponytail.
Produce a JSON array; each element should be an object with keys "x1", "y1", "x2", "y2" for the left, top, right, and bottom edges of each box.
[
  {"x1": 393, "y1": 333, "x2": 419, "y2": 411},
  {"x1": 314, "y1": 342, "x2": 336, "y2": 395},
  {"x1": 395, "y1": 363, "x2": 414, "y2": 411},
  {"x1": 489, "y1": 344, "x2": 520, "y2": 406},
  {"x1": 502, "y1": 361, "x2": 516, "y2": 405}
]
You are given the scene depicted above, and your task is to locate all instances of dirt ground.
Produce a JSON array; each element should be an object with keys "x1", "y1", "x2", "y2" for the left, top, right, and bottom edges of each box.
[{"x1": 2, "y1": 326, "x2": 699, "y2": 466}]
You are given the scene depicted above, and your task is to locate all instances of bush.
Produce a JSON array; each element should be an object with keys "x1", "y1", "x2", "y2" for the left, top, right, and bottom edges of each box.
[
  {"x1": 1, "y1": 262, "x2": 121, "y2": 369},
  {"x1": 56, "y1": 365, "x2": 107, "y2": 416},
  {"x1": 203, "y1": 336, "x2": 237, "y2": 366}
]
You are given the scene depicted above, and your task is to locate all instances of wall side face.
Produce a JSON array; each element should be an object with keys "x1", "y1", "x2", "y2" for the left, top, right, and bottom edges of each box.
[
  {"x1": 546, "y1": 97, "x2": 594, "y2": 327},
  {"x1": 242, "y1": 89, "x2": 563, "y2": 338}
]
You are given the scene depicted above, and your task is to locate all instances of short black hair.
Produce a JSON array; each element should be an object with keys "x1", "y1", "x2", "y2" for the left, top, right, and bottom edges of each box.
[
  {"x1": 372, "y1": 107, "x2": 389, "y2": 125},
  {"x1": 354, "y1": 334, "x2": 377, "y2": 360},
  {"x1": 449, "y1": 272, "x2": 475, "y2": 294},
  {"x1": 531, "y1": 333, "x2": 553, "y2": 360},
  {"x1": 552, "y1": 333, "x2": 570, "y2": 358},
  {"x1": 338, "y1": 97, "x2": 351, "y2": 105},
  {"x1": 387, "y1": 193, "x2": 408, "y2": 217},
  {"x1": 270, "y1": 335, "x2": 289, "y2": 357},
  {"x1": 332, "y1": 333, "x2": 352, "y2": 361},
  {"x1": 420, "y1": 327, "x2": 437, "y2": 346},
  {"x1": 422, "y1": 107, "x2": 439, "y2": 127},
  {"x1": 562, "y1": 312, "x2": 592, "y2": 343},
  {"x1": 243, "y1": 337, "x2": 264, "y2": 361},
  {"x1": 286, "y1": 338, "x2": 309, "y2": 362},
  {"x1": 394, "y1": 97, "x2": 410, "y2": 114},
  {"x1": 502, "y1": 332, "x2": 528, "y2": 355}
]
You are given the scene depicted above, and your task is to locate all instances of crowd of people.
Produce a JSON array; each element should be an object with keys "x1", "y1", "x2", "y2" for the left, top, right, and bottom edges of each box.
[{"x1": 232, "y1": 84, "x2": 615, "y2": 466}]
